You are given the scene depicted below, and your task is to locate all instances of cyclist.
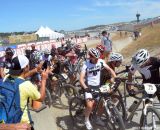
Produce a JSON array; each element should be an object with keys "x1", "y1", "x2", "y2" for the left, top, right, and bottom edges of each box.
[
  {"x1": 41, "y1": 49, "x2": 52, "y2": 70},
  {"x1": 80, "y1": 48, "x2": 116, "y2": 130},
  {"x1": 101, "y1": 52, "x2": 123, "y2": 85},
  {"x1": 108, "y1": 52, "x2": 123, "y2": 71},
  {"x1": 0, "y1": 47, "x2": 15, "y2": 78},
  {"x1": 128, "y1": 49, "x2": 160, "y2": 100},
  {"x1": 8, "y1": 55, "x2": 49, "y2": 130}
]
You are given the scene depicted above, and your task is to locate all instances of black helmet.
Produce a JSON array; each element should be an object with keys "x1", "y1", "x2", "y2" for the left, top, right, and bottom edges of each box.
[{"x1": 5, "y1": 47, "x2": 15, "y2": 56}]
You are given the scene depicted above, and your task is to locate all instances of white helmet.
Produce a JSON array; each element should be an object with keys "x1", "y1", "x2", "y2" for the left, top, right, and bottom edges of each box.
[
  {"x1": 109, "y1": 52, "x2": 123, "y2": 62},
  {"x1": 43, "y1": 49, "x2": 50, "y2": 55},
  {"x1": 88, "y1": 48, "x2": 100, "y2": 59},
  {"x1": 131, "y1": 49, "x2": 150, "y2": 66}
]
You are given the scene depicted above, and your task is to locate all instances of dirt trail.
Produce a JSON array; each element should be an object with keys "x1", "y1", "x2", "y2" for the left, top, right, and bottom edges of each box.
[
  {"x1": 112, "y1": 37, "x2": 133, "y2": 52},
  {"x1": 84, "y1": 36, "x2": 133, "y2": 53}
]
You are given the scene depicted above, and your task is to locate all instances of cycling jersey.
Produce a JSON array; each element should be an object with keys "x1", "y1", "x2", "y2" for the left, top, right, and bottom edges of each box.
[
  {"x1": 130, "y1": 57, "x2": 160, "y2": 84},
  {"x1": 81, "y1": 59, "x2": 105, "y2": 86}
]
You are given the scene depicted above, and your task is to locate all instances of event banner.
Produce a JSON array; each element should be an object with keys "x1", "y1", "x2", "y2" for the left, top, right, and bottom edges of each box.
[{"x1": 0, "y1": 37, "x2": 88, "y2": 57}]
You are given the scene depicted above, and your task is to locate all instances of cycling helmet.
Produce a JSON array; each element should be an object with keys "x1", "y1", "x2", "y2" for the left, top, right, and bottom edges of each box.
[
  {"x1": 96, "y1": 44, "x2": 105, "y2": 52},
  {"x1": 109, "y1": 52, "x2": 123, "y2": 62},
  {"x1": 131, "y1": 49, "x2": 150, "y2": 66},
  {"x1": 5, "y1": 47, "x2": 15, "y2": 56},
  {"x1": 88, "y1": 48, "x2": 100, "y2": 59},
  {"x1": 30, "y1": 51, "x2": 41, "y2": 63},
  {"x1": 43, "y1": 49, "x2": 50, "y2": 55}
]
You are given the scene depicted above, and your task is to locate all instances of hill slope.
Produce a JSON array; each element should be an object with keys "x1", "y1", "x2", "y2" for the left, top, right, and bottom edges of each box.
[{"x1": 121, "y1": 24, "x2": 160, "y2": 62}]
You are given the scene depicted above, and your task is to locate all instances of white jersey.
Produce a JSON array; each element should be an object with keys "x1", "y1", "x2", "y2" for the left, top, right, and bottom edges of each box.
[{"x1": 81, "y1": 59, "x2": 105, "y2": 86}]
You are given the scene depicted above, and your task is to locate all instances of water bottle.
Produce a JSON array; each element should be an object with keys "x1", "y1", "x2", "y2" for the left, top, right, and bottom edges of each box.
[{"x1": 128, "y1": 100, "x2": 138, "y2": 112}]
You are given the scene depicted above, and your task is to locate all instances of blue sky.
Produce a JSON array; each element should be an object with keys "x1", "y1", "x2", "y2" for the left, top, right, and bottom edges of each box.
[{"x1": 0, "y1": 0, "x2": 160, "y2": 32}]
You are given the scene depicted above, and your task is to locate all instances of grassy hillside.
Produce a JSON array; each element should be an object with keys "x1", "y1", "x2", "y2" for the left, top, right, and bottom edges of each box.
[{"x1": 121, "y1": 24, "x2": 160, "y2": 60}]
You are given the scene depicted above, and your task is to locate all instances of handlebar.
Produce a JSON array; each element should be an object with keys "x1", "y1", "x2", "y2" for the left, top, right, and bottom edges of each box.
[
  {"x1": 116, "y1": 64, "x2": 130, "y2": 75},
  {"x1": 85, "y1": 78, "x2": 122, "y2": 97},
  {"x1": 126, "y1": 82, "x2": 145, "y2": 100}
]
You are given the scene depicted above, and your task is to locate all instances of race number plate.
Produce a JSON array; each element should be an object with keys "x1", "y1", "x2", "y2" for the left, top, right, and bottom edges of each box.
[
  {"x1": 143, "y1": 83, "x2": 157, "y2": 95},
  {"x1": 100, "y1": 84, "x2": 111, "y2": 93},
  {"x1": 61, "y1": 73, "x2": 68, "y2": 80}
]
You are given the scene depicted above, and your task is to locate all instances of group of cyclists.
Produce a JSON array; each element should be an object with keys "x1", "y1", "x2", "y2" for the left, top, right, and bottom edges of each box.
[{"x1": 0, "y1": 30, "x2": 160, "y2": 130}]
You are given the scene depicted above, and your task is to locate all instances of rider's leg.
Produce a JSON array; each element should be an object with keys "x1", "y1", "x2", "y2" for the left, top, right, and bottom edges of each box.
[
  {"x1": 84, "y1": 99, "x2": 94, "y2": 121},
  {"x1": 84, "y1": 92, "x2": 94, "y2": 130}
]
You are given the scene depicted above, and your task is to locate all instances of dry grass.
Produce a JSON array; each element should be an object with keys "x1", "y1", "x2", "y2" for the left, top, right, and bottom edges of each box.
[
  {"x1": 121, "y1": 24, "x2": 160, "y2": 59},
  {"x1": 85, "y1": 39, "x2": 100, "y2": 48}
]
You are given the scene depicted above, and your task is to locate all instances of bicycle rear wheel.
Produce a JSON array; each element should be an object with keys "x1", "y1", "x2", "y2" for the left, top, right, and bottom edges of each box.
[{"x1": 140, "y1": 106, "x2": 160, "y2": 130}]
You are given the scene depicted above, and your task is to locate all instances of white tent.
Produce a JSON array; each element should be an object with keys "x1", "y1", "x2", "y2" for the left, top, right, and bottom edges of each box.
[{"x1": 35, "y1": 26, "x2": 64, "y2": 39}]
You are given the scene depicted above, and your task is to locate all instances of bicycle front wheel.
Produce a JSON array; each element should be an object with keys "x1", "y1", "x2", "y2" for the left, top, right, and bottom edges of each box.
[
  {"x1": 104, "y1": 101, "x2": 125, "y2": 130},
  {"x1": 58, "y1": 84, "x2": 78, "y2": 108},
  {"x1": 140, "y1": 106, "x2": 160, "y2": 130}
]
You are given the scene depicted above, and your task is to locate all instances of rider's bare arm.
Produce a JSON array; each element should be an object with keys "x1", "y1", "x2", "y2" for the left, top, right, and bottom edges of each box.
[
  {"x1": 80, "y1": 71, "x2": 88, "y2": 89},
  {"x1": 24, "y1": 61, "x2": 44, "y2": 78},
  {"x1": 36, "y1": 69, "x2": 48, "y2": 102},
  {"x1": 0, "y1": 67, "x2": 5, "y2": 78},
  {"x1": 103, "y1": 63, "x2": 116, "y2": 78}
]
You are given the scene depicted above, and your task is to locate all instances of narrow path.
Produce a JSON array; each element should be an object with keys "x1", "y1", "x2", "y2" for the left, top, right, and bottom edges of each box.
[{"x1": 112, "y1": 37, "x2": 133, "y2": 52}]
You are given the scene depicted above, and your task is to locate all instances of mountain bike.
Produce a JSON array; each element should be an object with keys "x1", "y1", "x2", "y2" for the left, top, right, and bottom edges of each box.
[
  {"x1": 125, "y1": 82, "x2": 160, "y2": 130},
  {"x1": 46, "y1": 73, "x2": 78, "y2": 108},
  {"x1": 69, "y1": 78, "x2": 125, "y2": 130}
]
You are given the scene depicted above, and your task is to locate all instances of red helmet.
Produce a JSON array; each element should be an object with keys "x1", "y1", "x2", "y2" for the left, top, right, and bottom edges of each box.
[{"x1": 96, "y1": 44, "x2": 105, "y2": 52}]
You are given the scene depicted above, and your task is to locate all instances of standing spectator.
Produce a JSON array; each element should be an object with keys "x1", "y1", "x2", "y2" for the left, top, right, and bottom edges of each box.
[
  {"x1": 9, "y1": 55, "x2": 49, "y2": 130},
  {"x1": 101, "y1": 30, "x2": 112, "y2": 61}
]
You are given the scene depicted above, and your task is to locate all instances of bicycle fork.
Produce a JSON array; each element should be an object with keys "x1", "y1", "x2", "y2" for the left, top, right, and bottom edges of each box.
[
  {"x1": 142, "y1": 98, "x2": 156, "y2": 130},
  {"x1": 104, "y1": 99, "x2": 114, "y2": 123}
]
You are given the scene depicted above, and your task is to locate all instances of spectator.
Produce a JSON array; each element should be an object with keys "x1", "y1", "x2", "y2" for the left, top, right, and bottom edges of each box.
[
  {"x1": 101, "y1": 30, "x2": 112, "y2": 61},
  {"x1": 9, "y1": 55, "x2": 48, "y2": 130}
]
